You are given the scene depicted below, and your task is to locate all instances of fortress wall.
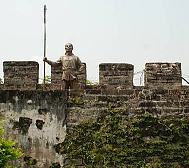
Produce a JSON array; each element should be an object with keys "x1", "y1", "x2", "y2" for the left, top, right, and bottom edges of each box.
[
  {"x1": 0, "y1": 90, "x2": 67, "y2": 168},
  {"x1": 1, "y1": 87, "x2": 189, "y2": 167}
]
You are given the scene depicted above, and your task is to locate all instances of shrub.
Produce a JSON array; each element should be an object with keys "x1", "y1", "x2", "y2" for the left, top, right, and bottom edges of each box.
[{"x1": 0, "y1": 120, "x2": 23, "y2": 167}]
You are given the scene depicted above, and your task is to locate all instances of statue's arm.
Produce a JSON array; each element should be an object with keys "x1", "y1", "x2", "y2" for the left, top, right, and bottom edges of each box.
[{"x1": 43, "y1": 57, "x2": 61, "y2": 66}]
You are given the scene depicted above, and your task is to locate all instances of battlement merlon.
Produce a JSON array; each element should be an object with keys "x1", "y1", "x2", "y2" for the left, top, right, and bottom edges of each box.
[
  {"x1": 145, "y1": 62, "x2": 182, "y2": 89},
  {"x1": 3, "y1": 61, "x2": 39, "y2": 90},
  {"x1": 99, "y1": 63, "x2": 134, "y2": 89}
]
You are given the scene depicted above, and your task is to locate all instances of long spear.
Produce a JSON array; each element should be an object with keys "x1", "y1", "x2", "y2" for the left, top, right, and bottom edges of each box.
[{"x1": 43, "y1": 5, "x2": 47, "y2": 84}]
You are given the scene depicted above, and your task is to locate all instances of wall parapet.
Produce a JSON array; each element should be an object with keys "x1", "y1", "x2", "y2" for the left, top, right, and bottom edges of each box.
[{"x1": 0, "y1": 61, "x2": 186, "y2": 91}]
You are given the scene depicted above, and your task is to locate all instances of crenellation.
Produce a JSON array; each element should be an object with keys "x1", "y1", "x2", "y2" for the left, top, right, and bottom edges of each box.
[{"x1": 1, "y1": 61, "x2": 187, "y2": 90}]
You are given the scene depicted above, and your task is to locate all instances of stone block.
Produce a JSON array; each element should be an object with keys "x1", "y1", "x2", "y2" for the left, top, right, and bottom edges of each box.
[
  {"x1": 3, "y1": 61, "x2": 39, "y2": 90},
  {"x1": 99, "y1": 63, "x2": 134, "y2": 88},
  {"x1": 144, "y1": 62, "x2": 182, "y2": 88}
]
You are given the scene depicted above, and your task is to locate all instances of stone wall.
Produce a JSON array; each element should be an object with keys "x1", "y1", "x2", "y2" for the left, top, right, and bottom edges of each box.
[
  {"x1": 3, "y1": 61, "x2": 39, "y2": 90},
  {"x1": 99, "y1": 63, "x2": 134, "y2": 89},
  {"x1": 67, "y1": 87, "x2": 189, "y2": 128}
]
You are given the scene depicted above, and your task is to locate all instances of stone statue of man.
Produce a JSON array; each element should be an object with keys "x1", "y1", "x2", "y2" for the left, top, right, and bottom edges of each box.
[{"x1": 43, "y1": 43, "x2": 84, "y2": 89}]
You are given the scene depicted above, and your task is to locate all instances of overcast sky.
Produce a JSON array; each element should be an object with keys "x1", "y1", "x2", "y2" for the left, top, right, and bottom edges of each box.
[{"x1": 0, "y1": 0, "x2": 189, "y2": 85}]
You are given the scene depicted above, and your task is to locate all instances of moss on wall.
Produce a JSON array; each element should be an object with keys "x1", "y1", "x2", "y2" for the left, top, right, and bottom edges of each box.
[{"x1": 60, "y1": 108, "x2": 189, "y2": 168}]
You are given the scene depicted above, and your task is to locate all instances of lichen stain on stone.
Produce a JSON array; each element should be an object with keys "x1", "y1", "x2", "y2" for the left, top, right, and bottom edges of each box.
[
  {"x1": 38, "y1": 108, "x2": 48, "y2": 115},
  {"x1": 46, "y1": 141, "x2": 49, "y2": 149},
  {"x1": 13, "y1": 117, "x2": 32, "y2": 134},
  {"x1": 28, "y1": 137, "x2": 32, "y2": 146},
  {"x1": 36, "y1": 119, "x2": 45, "y2": 130}
]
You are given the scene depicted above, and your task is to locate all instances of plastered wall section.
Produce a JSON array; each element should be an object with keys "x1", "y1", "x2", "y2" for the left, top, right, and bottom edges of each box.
[{"x1": 0, "y1": 90, "x2": 67, "y2": 168}]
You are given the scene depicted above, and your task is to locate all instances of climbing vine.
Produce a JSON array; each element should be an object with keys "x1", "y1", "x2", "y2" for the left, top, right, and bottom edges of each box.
[{"x1": 58, "y1": 109, "x2": 189, "y2": 168}]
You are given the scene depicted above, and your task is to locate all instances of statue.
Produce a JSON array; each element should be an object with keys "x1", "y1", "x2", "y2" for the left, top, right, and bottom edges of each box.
[{"x1": 43, "y1": 43, "x2": 84, "y2": 89}]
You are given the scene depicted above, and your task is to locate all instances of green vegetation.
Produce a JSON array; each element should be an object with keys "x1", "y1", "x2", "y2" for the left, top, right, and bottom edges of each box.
[
  {"x1": 68, "y1": 97, "x2": 84, "y2": 106},
  {"x1": 43, "y1": 75, "x2": 51, "y2": 84},
  {"x1": 24, "y1": 156, "x2": 37, "y2": 165},
  {"x1": 86, "y1": 80, "x2": 98, "y2": 86},
  {"x1": 0, "y1": 120, "x2": 23, "y2": 168},
  {"x1": 58, "y1": 108, "x2": 189, "y2": 168}
]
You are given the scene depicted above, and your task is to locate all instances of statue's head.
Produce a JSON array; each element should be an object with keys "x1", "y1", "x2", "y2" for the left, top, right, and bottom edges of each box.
[{"x1": 65, "y1": 43, "x2": 73, "y2": 52}]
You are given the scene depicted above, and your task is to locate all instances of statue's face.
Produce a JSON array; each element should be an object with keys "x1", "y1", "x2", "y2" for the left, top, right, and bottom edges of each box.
[{"x1": 65, "y1": 43, "x2": 73, "y2": 52}]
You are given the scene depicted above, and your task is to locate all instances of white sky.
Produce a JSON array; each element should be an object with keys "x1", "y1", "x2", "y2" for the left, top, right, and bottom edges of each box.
[{"x1": 0, "y1": 0, "x2": 189, "y2": 85}]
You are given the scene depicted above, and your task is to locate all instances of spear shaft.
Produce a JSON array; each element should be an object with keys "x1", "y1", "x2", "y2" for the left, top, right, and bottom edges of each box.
[{"x1": 43, "y1": 5, "x2": 47, "y2": 84}]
